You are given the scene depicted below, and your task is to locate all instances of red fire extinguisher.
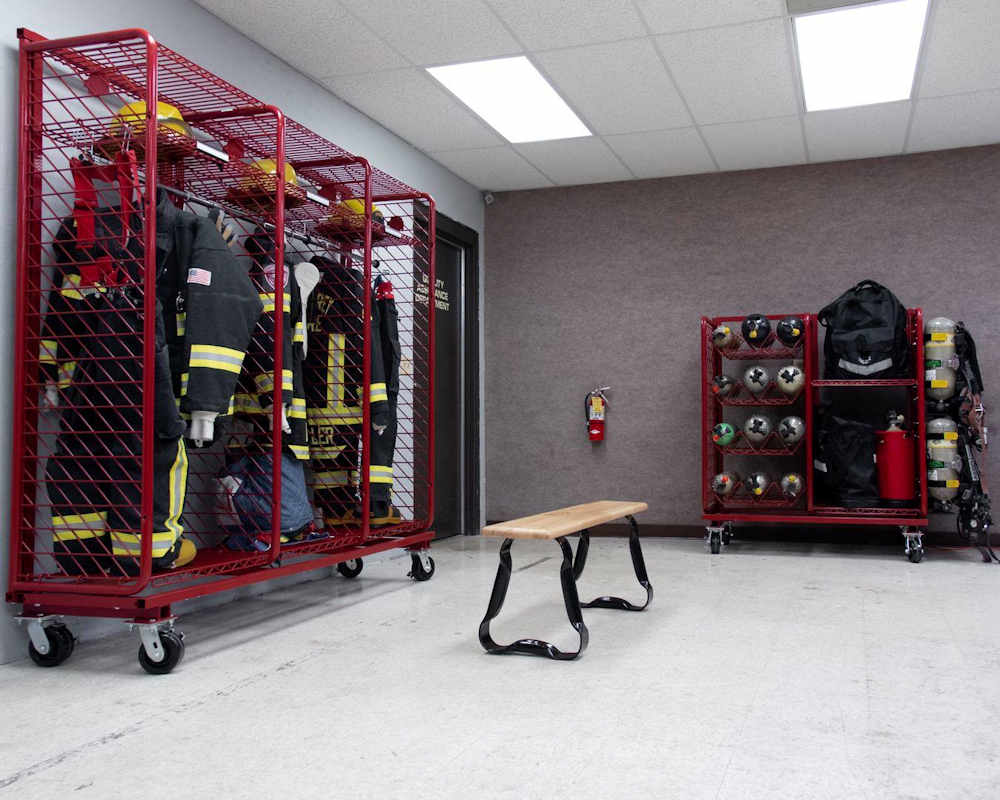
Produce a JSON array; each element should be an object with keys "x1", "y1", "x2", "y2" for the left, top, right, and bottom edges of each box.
[
  {"x1": 876, "y1": 411, "x2": 916, "y2": 501},
  {"x1": 585, "y1": 386, "x2": 610, "y2": 442}
]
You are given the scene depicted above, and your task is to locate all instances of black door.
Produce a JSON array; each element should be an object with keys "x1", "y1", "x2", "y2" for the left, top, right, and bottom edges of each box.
[{"x1": 433, "y1": 238, "x2": 463, "y2": 537}]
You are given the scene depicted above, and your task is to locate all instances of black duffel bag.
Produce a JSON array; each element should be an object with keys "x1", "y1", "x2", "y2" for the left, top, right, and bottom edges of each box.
[
  {"x1": 818, "y1": 280, "x2": 909, "y2": 379},
  {"x1": 814, "y1": 413, "x2": 879, "y2": 508}
]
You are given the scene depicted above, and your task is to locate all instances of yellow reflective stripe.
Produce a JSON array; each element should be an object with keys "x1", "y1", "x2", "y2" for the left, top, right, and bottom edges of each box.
[
  {"x1": 259, "y1": 292, "x2": 291, "y2": 314},
  {"x1": 253, "y1": 370, "x2": 293, "y2": 394},
  {"x1": 370, "y1": 465, "x2": 393, "y2": 484},
  {"x1": 180, "y1": 372, "x2": 189, "y2": 397},
  {"x1": 57, "y1": 361, "x2": 76, "y2": 389},
  {"x1": 110, "y1": 531, "x2": 178, "y2": 557},
  {"x1": 370, "y1": 382, "x2": 388, "y2": 403},
  {"x1": 226, "y1": 396, "x2": 235, "y2": 416},
  {"x1": 176, "y1": 312, "x2": 186, "y2": 337},
  {"x1": 164, "y1": 438, "x2": 187, "y2": 543},
  {"x1": 190, "y1": 344, "x2": 245, "y2": 374},
  {"x1": 60, "y1": 274, "x2": 83, "y2": 300},
  {"x1": 293, "y1": 321, "x2": 305, "y2": 344},
  {"x1": 39, "y1": 339, "x2": 58, "y2": 364},
  {"x1": 312, "y1": 470, "x2": 351, "y2": 488},
  {"x1": 314, "y1": 334, "x2": 363, "y2": 424},
  {"x1": 233, "y1": 392, "x2": 266, "y2": 414},
  {"x1": 52, "y1": 512, "x2": 107, "y2": 541},
  {"x1": 254, "y1": 373, "x2": 274, "y2": 394},
  {"x1": 289, "y1": 443, "x2": 310, "y2": 461},
  {"x1": 308, "y1": 443, "x2": 346, "y2": 458},
  {"x1": 289, "y1": 397, "x2": 307, "y2": 419}
]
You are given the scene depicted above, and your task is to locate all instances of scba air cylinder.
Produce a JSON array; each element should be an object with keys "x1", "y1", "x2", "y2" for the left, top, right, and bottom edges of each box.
[
  {"x1": 926, "y1": 417, "x2": 962, "y2": 471},
  {"x1": 928, "y1": 466, "x2": 960, "y2": 502},
  {"x1": 925, "y1": 317, "x2": 957, "y2": 369}
]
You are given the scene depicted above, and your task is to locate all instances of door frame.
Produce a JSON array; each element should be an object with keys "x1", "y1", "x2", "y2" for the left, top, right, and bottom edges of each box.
[{"x1": 435, "y1": 212, "x2": 481, "y2": 535}]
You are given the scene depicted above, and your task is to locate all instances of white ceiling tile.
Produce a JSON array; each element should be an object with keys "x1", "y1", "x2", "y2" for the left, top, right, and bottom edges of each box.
[
  {"x1": 605, "y1": 128, "x2": 717, "y2": 178},
  {"x1": 907, "y1": 90, "x2": 1000, "y2": 153},
  {"x1": 322, "y1": 69, "x2": 504, "y2": 152},
  {"x1": 487, "y1": 0, "x2": 646, "y2": 49},
  {"x1": 194, "y1": 0, "x2": 407, "y2": 77},
  {"x1": 431, "y1": 146, "x2": 554, "y2": 190},
  {"x1": 346, "y1": 0, "x2": 521, "y2": 65},
  {"x1": 804, "y1": 102, "x2": 911, "y2": 163},
  {"x1": 534, "y1": 39, "x2": 691, "y2": 135},
  {"x1": 515, "y1": 137, "x2": 632, "y2": 185},
  {"x1": 657, "y1": 19, "x2": 799, "y2": 125},
  {"x1": 635, "y1": 0, "x2": 785, "y2": 34},
  {"x1": 701, "y1": 116, "x2": 806, "y2": 171},
  {"x1": 919, "y1": 0, "x2": 1000, "y2": 98}
]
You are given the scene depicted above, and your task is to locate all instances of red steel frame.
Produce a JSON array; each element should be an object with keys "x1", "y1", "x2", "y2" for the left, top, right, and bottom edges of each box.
[
  {"x1": 702, "y1": 309, "x2": 928, "y2": 530},
  {"x1": 8, "y1": 28, "x2": 436, "y2": 622}
]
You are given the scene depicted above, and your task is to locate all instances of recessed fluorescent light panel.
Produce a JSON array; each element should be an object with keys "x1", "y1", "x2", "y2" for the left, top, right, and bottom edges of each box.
[
  {"x1": 793, "y1": 0, "x2": 929, "y2": 112},
  {"x1": 427, "y1": 56, "x2": 591, "y2": 143}
]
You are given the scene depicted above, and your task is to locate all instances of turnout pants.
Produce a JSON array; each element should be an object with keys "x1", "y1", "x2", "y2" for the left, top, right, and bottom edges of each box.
[
  {"x1": 47, "y1": 436, "x2": 189, "y2": 576},
  {"x1": 309, "y1": 413, "x2": 361, "y2": 526}
]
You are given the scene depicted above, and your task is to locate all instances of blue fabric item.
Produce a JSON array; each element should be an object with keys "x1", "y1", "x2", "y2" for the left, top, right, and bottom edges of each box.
[{"x1": 223, "y1": 453, "x2": 312, "y2": 540}]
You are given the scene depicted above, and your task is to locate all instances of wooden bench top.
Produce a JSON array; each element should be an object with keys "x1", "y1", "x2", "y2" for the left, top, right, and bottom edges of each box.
[{"x1": 482, "y1": 501, "x2": 648, "y2": 540}]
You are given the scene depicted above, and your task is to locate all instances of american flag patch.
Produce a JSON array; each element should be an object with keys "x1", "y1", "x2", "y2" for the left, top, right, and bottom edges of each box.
[{"x1": 187, "y1": 268, "x2": 212, "y2": 286}]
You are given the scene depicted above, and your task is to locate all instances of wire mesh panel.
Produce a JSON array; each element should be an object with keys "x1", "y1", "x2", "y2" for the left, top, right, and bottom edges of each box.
[{"x1": 11, "y1": 28, "x2": 434, "y2": 607}]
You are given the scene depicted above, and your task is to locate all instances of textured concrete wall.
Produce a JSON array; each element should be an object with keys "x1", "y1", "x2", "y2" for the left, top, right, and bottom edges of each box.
[{"x1": 485, "y1": 145, "x2": 1000, "y2": 526}]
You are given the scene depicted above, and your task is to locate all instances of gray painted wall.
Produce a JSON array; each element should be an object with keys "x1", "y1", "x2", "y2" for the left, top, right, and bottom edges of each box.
[
  {"x1": 485, "y1": 145, "x2": 1000, "y2": 527},
  {"x1": 0, "y1": 0, "x2": 484, "y2": 664}
]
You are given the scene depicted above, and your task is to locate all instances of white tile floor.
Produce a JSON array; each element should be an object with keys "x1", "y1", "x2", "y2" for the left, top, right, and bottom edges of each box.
[{"x1": 1, "y1": 535, "x2": 999, "y2": 799}]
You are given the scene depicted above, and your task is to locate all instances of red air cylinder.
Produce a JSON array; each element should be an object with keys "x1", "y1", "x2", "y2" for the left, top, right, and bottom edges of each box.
[{"x1": 876, "y1": 427, "x2": 916, "y2": 501}]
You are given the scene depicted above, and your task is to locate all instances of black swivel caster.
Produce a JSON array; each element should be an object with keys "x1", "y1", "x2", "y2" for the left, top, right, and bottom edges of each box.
[
  {"x1": 408, "y1": 552, "x2": 435, "y2": 581},
  {"x1": 28, "y1": 623, "x2": 75, "y2": 668},
  {"x1": 337, "y1": 558, "x2": 363, "y2": 578},
  {"x1": 907, "y1": 546, "x2": 924, "y2": 564},
  {"x1": 138, "y1": 629, "x2": 185, "y2": 675},
  {"x1": 710, "y1": 531, "x2": 722, "y2": 554}
]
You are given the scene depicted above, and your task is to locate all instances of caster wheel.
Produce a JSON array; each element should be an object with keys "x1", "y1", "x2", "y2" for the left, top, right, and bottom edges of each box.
[
  {"x1": 907, "y1": 546, "x2": 924, "y2": 564},
  {"x1": 722, "y1": 532, "x2": 732, "y2": 546},
  {"x1": 408, "y1": 553, "x2": 435, "y2": 581},
  {"x1": 138, "y1": 630, "x2": 185, "y2": 675},
  {"x1": 337, "y1": 558, "x2": 363, "y2": 578},
  {"x1": 28, "y1": 623, "x2": 75, "y2": 667},
  {"x1": 710, "y1": 532, "x2": 722, "y2": 555}
]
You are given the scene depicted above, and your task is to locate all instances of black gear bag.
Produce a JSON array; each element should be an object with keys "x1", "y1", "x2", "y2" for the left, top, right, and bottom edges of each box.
[
  {"x1": 818, "y1": 280, "x2": 909, "y2": 379},
  {"x1": 814, "y1": 413, "x2": 879, "y2": 508}
]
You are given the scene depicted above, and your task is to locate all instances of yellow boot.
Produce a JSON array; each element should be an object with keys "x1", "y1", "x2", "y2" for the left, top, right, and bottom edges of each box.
[{"x1": 171, "y1": 537, "x2": 197, "y2": 568}]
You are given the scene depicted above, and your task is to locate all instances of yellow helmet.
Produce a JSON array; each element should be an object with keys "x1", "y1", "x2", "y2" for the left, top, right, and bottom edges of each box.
[
  {"x1": 246, "y1": 158, "x2": 297, "y2": 186},
  {"x1": 110, "y1": 100, "x2": 190, "y2": 138},
  {"x1": 331, "y1": 198, "x2": 384, "y2": 225}
]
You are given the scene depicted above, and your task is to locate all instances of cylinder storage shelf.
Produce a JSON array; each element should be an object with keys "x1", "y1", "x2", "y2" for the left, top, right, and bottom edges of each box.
[
  {"x1": 701, "y1": 310, "x2": 928, "y2": 560},
  {"x1": 8, "y1": 27, "x2": 436, "y2": 671}
]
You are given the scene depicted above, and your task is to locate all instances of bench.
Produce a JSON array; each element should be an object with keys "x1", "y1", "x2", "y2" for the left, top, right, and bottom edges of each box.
[{"x1": 479, "y1": 500, "x2": 652, "y2": 661}]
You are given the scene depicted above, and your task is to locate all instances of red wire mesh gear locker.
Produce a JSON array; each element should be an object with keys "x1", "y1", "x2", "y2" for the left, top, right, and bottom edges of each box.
[
  {"x1": 8, "y1": 28, "x2": 436, "y2": 672},
  {"x1": 701, "y1": 310, "x2": 928, "y2": 560}
]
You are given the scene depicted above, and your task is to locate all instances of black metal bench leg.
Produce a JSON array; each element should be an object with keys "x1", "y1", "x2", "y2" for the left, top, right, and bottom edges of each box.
[
  {"x1": 478, "y1": 537, "x2": 589, "y2": 660},
  {"x1": 579, "y1": 515, "x2": 654, "y2": 611},
  {"x1": 573, "y1": 528, "x2": 590, "y2": 579}
]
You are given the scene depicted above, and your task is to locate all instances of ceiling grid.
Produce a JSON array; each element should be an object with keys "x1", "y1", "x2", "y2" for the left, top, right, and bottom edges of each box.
[{"x1": 195, "y1": 0, "x2": 1000, "y2": 190}]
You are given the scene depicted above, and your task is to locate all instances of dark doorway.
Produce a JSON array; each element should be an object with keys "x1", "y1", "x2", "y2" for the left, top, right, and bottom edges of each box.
[{"x1": 432, "y1": 213, "x2": 480, "y2": 537}]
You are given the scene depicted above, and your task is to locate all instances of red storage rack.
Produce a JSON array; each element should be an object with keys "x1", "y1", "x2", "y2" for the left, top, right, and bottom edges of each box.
[
  {"x1": 8, "y1": 28, "x2": 436, "y2": 671},
  {"x1": 702, "y1": 310, "x2": 928, "y2": 561}
]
